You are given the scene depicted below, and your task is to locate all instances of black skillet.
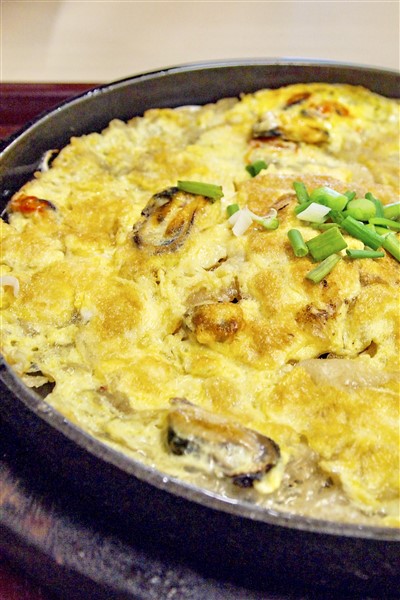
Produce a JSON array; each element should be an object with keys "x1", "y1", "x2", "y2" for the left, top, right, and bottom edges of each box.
[{"x1": 1, "y1": 60, "x2": 399, "y2": 598}]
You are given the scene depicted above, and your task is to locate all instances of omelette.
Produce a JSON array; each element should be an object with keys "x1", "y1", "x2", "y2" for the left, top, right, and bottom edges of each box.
[{"x1": 1, "y1": 83, "x2": 399, "y2": 527}]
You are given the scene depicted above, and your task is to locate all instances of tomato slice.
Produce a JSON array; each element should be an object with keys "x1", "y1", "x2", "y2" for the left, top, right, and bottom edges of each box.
[{"x1": 8, "y1": 195, "x2": 55, "y2": 214}]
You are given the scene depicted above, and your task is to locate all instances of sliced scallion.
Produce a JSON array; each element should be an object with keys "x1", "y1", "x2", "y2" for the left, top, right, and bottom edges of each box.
[
  {"x1": 346, "y1": 249, "x2": 385, "y2": 259},
  {"x1": 373, "y1": 225, "x2": 392, "y2": 237},
  {"x1": 232, "y1": 208, "x2": 253, "y2": 237},
  {"x1": 296, "y1": 202, "x2": 331, "y2": 223},
  {"x1": 227, "y1": 203, "x2": 240, "y2": 217},
  {"x1": 259, "y1": 217, "x2": 279, "y2": 230},
  {"x1": 341, "y1": 216, "x2": 383, "y2": 250},
  {"x1": 293, "y1": 181, "x2": 310, "y2": 204},
  {"x1": 311, "y1": 222, "x2": 340, "y2": 231},
  {"x1": 369, "y1": 217, "x2": 400, "y2": 231},
  {"x1": 382, "y1": 233, "x2": 400, "y2": 262},
  {"x1": 306, "y1": 227, "x2": 347, "y2": 261},
  {"x1": 329, "y1": 210, "x2": 346, "y2": 225},
  {"x1": 177, "y1": 180, "x2": 223, "y2": 201},
  {"x1": 344, "y1": 191, "x2": 357, "y2": 202},
  {"x1": 294, "y1": 200, "x2": 313, "y2": 215},
  {"x1": 246, "y1": 160, "x2": 268, "y2": 177},
  {"x1": 365, "y1": 192, "x2": 384, "y2": 218},
  {"x1": 288, "y1": 229, "x2": 309, "y2": 257},
  {"x1": 383, "y1": 202, "x2": 400, "y2": 221},
  {"x1": 345, "y1": 198, "x2": 376, "y2": 221},
  {"x1": 310, "y1": 186, "x2": 348, "y2": 211},
  {"x1": 306, "y1": 254, "x2": 342, "y2": 283}
]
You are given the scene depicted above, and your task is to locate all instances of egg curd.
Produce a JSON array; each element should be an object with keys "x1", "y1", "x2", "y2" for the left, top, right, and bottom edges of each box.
[{"x1": 1, "y1": 83, "x2": 399, "y2": 527}]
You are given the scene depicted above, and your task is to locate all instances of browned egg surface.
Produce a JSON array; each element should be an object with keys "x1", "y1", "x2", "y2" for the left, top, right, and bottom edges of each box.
[{"x1": 1, "y1": 83, "x2": 399, "y2": 527}]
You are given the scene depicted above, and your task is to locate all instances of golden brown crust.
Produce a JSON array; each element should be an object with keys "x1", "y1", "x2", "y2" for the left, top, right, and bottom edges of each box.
[{"x1": 1, "y1": 82, "x2": 399, "y2": 526}]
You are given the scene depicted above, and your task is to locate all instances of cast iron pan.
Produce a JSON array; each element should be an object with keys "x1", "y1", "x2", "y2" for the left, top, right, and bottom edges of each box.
[{"x1": 1, "y1": 60, "x2": 399, "y2": 598}]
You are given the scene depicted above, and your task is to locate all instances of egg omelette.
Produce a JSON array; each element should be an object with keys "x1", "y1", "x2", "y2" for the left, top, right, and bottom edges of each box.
[{"x1": 1, "y1": 83, "x2": 399, "y2": 527}]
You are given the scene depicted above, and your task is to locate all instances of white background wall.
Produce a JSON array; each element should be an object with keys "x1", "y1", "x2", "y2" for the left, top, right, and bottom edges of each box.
[{"x1": 2, "y1": 0, "x2": 399, "y2": 82}]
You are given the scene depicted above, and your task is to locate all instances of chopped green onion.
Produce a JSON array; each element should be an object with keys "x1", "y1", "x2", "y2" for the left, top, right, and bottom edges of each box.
[
  {"x1": 310, "y1": 186, "x2": 349, "y2": 211},
  {"x1": 232, "y1": 208, "x2": 253, "y2": 236},
  {"x1": 329, "y1": 210, "x2": 346, "y2": 225},
  {"x1": 293, "y1": 181, "x2": 310, "y2": 204},
  {"x1": 341, "y1": 216, "x2": 383, "y2": 250},
  {"x1": 369, "y1": 217, "x2": 400, "y2": 231},
  {"x1": 294, "y1": 200, "x2": 313, "y2": 215},
  {"x1": 345, "y1": 198, "x2": 376, "y2": 221},
  {"x1": 382, "y1": 233, "x2": 400, "y2": 262},
  {"x1": 373, "y1": 225, "x2": 392, "y2": 237},
  {"x1": 246, "y1": 160, "x2": 268, "y2": 177},
  {"x1": 346, "y1": 249, "x2": 385, "y2": 259},
  {"x1": 306, "y1": 227, "x2": 347, "y2": 261},
  {"x1": 364, "y1": 223, "x2": 391, "y2": 237},
  {"x1": 288, "y1": 229, "x2": 309, "y2": 257},
  {"x1": 344, "y1": 191, "x2": 357, "y2": 202},
  {"x1": 297, "y1": 202, "x2": 331, "y2": 224},
  {"x1": 365, "y1": 192, "x2": 384, "y2": 218},
  {"x1": 227, "y1": 203, "x2": 240, "y2": 217},
  {"x1": 383, "y1": 202, "x2": 400, "y2": 221},
  {"x1": 306, "y1": 254, "x2": 342, "y2": 284},
  {"x1": 177, "y1": 180, "x2": 223, "y2": 201},
  {"x1": 259, "y1": 217, "x2": 279, "y2": 230},
  {"x1": 311, "y1": 222, "x2": 340, "y2": 231}
]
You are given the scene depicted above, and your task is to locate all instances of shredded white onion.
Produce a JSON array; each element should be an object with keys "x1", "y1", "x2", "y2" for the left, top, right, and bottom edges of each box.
[
  {"x1": 0, "y1": 275, "x2": 20, "y2": 297},
  {"x1": 298, "y1": 358, "x2": 396, "y2": 391},
  {"x1": 229, "y1": 206, "x2": 278, "y2": 235},
  {"x1": 174, "y1": 105, "x2": 201, "y2": 112},
  {"x1": 39, "y1": 149, "x2": 58, "y2": 172},
  {"x1": 228, "y1": 210, "x2": 241, "y2": 226},
  {"x1": 297, "y1": 202, "x2": 331, "y2": 223}
]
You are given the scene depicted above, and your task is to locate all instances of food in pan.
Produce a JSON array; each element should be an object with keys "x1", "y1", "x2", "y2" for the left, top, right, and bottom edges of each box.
[{"x1": 1, "y1": 83, "x2": 399, "y2": 527}]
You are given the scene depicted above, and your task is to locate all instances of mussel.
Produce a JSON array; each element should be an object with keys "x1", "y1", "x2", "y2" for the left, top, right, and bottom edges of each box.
[
  {"x1": 165, "y1": 398, "x2": 281, "y2": 488},
  {"x1": 132, "y1": 187, "x2": 209, "y2": 253}
]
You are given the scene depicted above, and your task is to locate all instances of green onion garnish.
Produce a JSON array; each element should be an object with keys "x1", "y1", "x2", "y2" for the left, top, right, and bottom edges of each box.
[
  {"x1": 293, "y1": 181, "x2": 310, "y2": 204},
  {"x1": 310, "y1": 186, "x2": 349, "y2": 211},
  {"x1": 344, "y1": 191, "x2": 357, "y2": 202},
  {"x1": 341, "y1": 216, "x2": 383, "y2": 251},
  {"x1": 297, "y1": 202, "x2": 331, "y2": 223},
  {"x1": 246, "y1": 160, "x2": 268, "y2": 177},
  {"x1": 177, "y1": 180, "x2": 223, "y2": 201},
  {"x1": 259, "y1": 217, "x2": 279, "y2": 230},
  {"x1": 345, "y1": 198, "x2": 376, "y2": 221},
  {"x1": 346, "y1": 249, "x2": 385, "y2": 259},
  {"x1": 306, "y1": 227, "x2": 347, "y2": 261},
  {"x1": 369, "y1": 217, "x2": 400, "y2": 231},
  {"x1": 373, "y1": 225, "x2": 392, "y2": 237},
  {"x1": 383, "y1": 202, "x2": 400, "y2": 221},
  {"x1": 365, "y1": 192, "x2": 384, "y2": 218},
  {"x1": 306, "y1": 254, "x2": 342, "y2": 283},
  {"x1": 227, "y1": 203, "x2": 240, "y2": 217},
  {"x1": 382, "y1": 233, "x2": 400, "y2": 262},
  {"x1": 329, "y1": 209, "x2": 346, "y2": 225},
  {"x1": 294, "y1": 200, "x2": 313, "y2": 215},
  {"x1": 288, "y1": 229, "x2": 309, "y2": 257},
  {"x1": 311, "y1": 223, "x2": 340, "y2": 231}
]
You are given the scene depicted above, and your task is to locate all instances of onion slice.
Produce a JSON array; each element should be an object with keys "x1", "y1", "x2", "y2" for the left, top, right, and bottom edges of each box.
[
  {"x1": 297, "y1": 202, "x2": 331, "y2": 223},
  {"x1": 0, "y1": 275, "x2": 20, "y2": 296},
  {"x1": 232, "y1": 207, "x2": 254, "y2": 236},
  {"x1": 229, "y1": 206, "x2": 278, "y2": 236}
]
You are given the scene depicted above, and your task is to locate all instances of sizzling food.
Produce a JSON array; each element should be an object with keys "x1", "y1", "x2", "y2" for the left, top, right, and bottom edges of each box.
[{"x1": 1, "y1": 83, "x2": 399, "y2": 526}]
